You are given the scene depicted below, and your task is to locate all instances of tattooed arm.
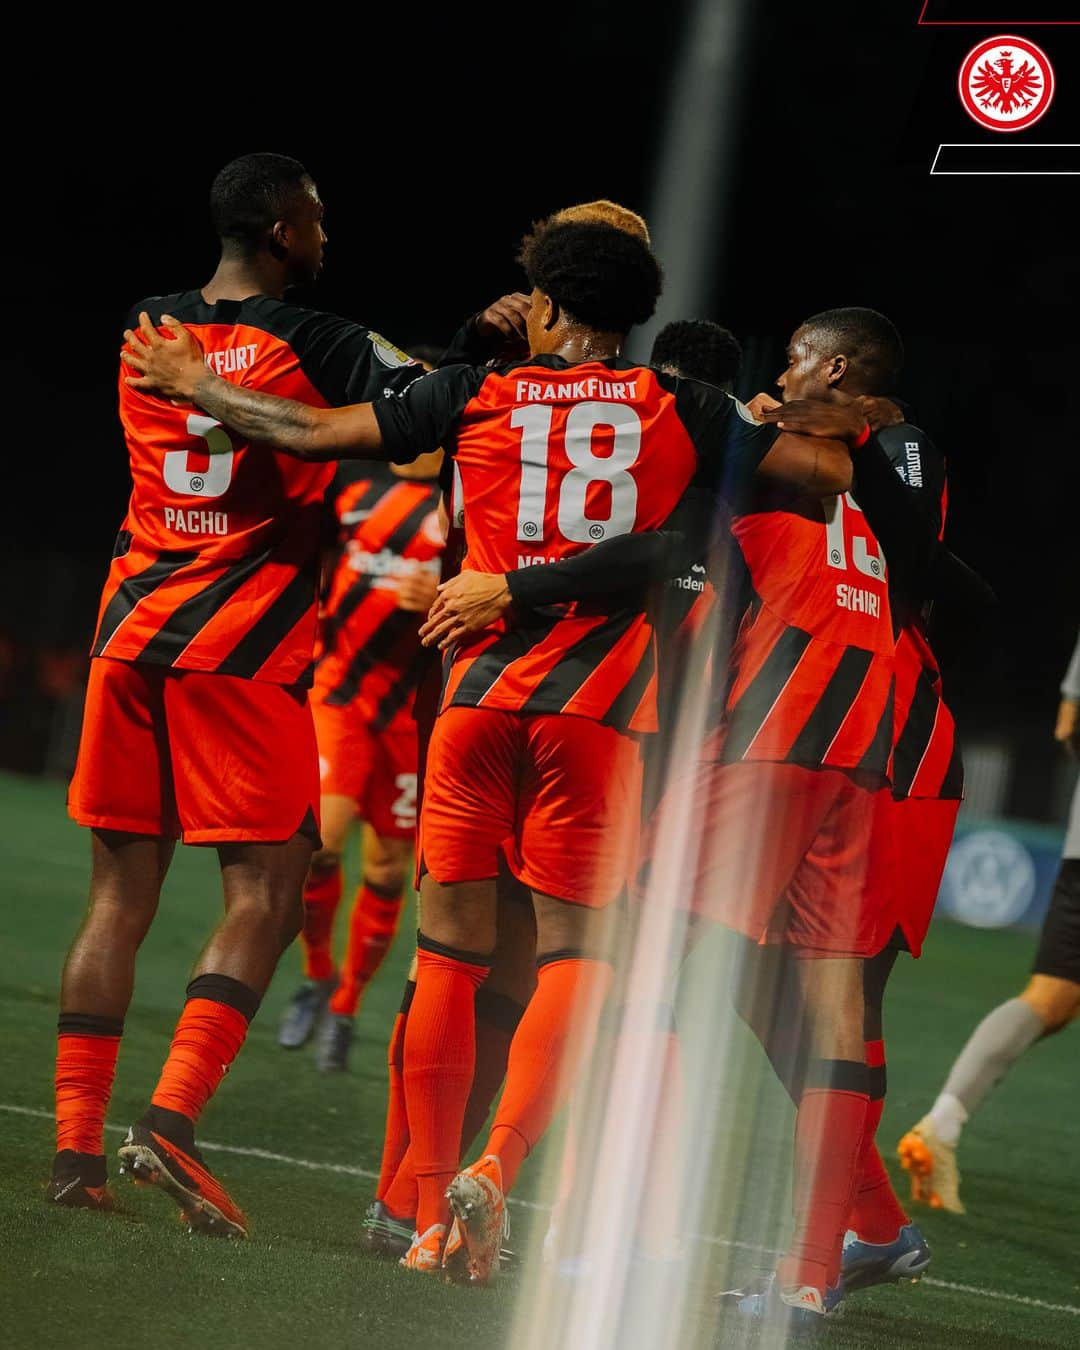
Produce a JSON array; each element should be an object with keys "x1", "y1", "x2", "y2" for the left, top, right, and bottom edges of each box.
[{"x1": 122, "y1": 311, "x2": 385, "y2": 461}]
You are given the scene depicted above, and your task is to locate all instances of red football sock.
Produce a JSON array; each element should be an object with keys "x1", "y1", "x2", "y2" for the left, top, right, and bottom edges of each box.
[
  {"x1": 485, "y1": 957, "x2": 613, "y2": 1195},
  {"x1": 461, "y1": 988, "x2": 525, "y2": 1152},
  {"x1": 404, "y1": 943, "x2": 490, "y2": 1233},
  {"x1": 849, "y1": 1039, "x2": 909, "y2": 1244},
  {"x1": 301, "y1": 867, "x2": 343, "y2": 982},
  {"x1": 55, "y1": 1014, "x2": 123, "y2": 1155},
  {"x1": 779, "y1": 1068, "x2": 869, "y2": 1293},
  {"x1": 150, "y1": 976, "x2": 258, "y2": 1126},
  {"x1": 375, "y1": 980, "x2": 415, "y2": 1205},
  {"x1": 328, "y1": 881, "x2": 404, "y2": 1017}
]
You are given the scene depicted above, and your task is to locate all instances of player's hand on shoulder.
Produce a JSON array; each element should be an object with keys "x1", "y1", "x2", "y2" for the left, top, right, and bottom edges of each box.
[
  {"x1": 474, "y1": 293, "x2": 531, "y2": 358},
  {"x1": 419, "y1": 570, "x2": 512, "y2": 650},
  {"x1": 121, "y1": 312, "x2": 206, "y2": 402},
  {"x1": 761, "y1": 394, "x2": 866, "y2": 446},
  {"x1": 858, "y1": 395, "x2": 905, "y2": 431},
  {"x1": 1055, "y1": 697, "x2": 1080, "y2": 758},
  {"x1": 744, "y1": 392, "x2": 782, "y2": 423},
  {"x1": 394, "y1": 569, "x2": 439, "y2": 615}
]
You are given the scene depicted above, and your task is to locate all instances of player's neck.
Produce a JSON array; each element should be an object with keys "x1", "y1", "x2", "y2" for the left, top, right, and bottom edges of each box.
[
  {"x1": 546, "y1": 326, "x2": 623, "y2": 365},
  {"x1": 202, "y1": 254, "x2": 290, "y2": 304}
]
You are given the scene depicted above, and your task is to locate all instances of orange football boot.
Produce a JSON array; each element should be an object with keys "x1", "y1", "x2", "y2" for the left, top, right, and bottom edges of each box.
[
  {"x1": 444, "y1": 1155, "x2": 506, "y2": 1285},
  {"x1": 118, "y1": 1119, "x2": 247, "y2": 1238}
]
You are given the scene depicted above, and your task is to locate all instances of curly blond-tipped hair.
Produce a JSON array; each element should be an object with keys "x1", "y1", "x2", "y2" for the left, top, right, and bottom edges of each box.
[{"x1": 549, "y1": 199, "x2": 650, "y2": 243}]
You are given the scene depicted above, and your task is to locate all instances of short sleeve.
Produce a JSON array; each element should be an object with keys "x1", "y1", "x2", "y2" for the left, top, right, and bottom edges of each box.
[
  {"x1": 372, "y1": 364, "x2": 485, "y2": 464},
  {"x1": 874, "y1": 423, "x2": 947, "y2": 536},
  {"x1": 672, "y1": 379, "x2": 778, "y2": 506}
]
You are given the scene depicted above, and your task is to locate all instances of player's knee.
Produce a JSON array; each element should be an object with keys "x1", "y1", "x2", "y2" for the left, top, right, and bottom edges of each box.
[
  {"x1": 362, "y1": 860, "x2": 406, "y2": 893},
  {"x1": 309, "y1": 848, "x2": 341, "y2": 877},
  {"x1": 1021, "y1": 977, "x2": 1080, "y2": 1033}
]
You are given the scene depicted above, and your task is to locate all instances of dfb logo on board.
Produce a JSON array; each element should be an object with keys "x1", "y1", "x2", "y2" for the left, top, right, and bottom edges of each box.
[
  {"x1": 940, "y1": 830, "x2": 1037, "y2": 930},
  {"x1": 958, "y1": 36, "x2": 1056, "y2": 133}
]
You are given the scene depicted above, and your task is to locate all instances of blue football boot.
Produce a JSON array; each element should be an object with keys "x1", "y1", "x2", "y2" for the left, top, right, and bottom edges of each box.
[{"x1": 840, "y1": 1222, "x2": 931, "y2": 1293}]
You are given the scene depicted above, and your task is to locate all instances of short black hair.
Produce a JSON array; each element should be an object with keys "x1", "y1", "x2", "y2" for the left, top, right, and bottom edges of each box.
[
  {"x1": 210, "y1": 153, "x2": 313, "y2": 253},
  {"x1": 518, "y1": 219, "x2": 662, "y2": 334},
  {"x1": 800, "y1": 306, "x2": 904, "y2": 393},
  {"x1": 650, "y1": 320, "x2": 742, "y2": 391}
]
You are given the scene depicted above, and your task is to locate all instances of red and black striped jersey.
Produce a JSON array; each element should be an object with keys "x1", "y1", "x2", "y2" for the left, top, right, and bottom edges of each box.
[
  {"x1": 315, "y1": 471, "x2": 444, "y2": 730},
  {"x1": 91, "y1": 291, "x2": 422, "y2": 686},
  {"x1": 374, "y1": 355, "x2": 774, "y2": 733},
  {"x1": 876, "y1": 423, "x2": 963, "y2": 801},
  {"x1": 721, "y1": 479, "x2": 896, "y2": 776}
]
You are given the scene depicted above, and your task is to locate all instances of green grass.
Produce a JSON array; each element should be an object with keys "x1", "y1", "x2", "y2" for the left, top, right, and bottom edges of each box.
[{"x1": 1, "y1": 771, "x2": 1078, "y2": 1348}]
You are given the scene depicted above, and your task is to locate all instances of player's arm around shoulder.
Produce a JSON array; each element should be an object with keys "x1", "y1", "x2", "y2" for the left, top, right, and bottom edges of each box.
[{"x1": 121, "y1": 311, "x2": 383, "y2": 461}]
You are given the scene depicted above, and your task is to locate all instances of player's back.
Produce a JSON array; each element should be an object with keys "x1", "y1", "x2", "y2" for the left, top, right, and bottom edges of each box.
[
  {"x1": 432, "y1": 354, "x2": 766, "y2": 732},
  {"x1": 723, "y1": 470, "x2": 896, "y2": 774},
  {"x1": 96, "y1": 291, "x2": 420, "y2": 686},
  {"x1": 317, "y1": 469, "x2": 443, "y2": 729}
]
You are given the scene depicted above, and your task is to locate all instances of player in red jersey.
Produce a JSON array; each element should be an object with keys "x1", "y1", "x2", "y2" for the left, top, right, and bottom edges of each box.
[
  {"x1": 122, "y1": 217, "x2": 852, "y2": 1279},
  {"x1": 50, "y1": 153, "x2": 431, "y2": 1232},
  {"x1": 276, "y1": 448, "x2": 444, "y2": 1072}
]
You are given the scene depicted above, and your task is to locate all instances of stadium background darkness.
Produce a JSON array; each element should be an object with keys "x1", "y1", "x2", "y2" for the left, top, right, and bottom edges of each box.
[{"x1": 1, "y1": 2, "x2": 1076, "y2": 821}]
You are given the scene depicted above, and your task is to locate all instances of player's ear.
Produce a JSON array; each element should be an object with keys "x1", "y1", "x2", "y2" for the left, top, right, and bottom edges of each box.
[
  {"x1": 826, "y1": 354, "x2": 848, "y2": 387},
  {"x1": 268, "y1": 219, "x2": 290, "y2": 260},
  {"x1": 542, "y1": 294, "x2": 558, "y2": 332}
]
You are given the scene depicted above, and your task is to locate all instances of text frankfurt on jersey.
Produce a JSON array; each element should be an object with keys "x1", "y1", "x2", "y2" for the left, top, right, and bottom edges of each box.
[{"x1": 514, "y1": 378, "x2": 641, "y2": 403}]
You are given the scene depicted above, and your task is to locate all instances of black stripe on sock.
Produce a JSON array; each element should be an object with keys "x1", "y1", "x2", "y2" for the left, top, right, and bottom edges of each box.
[
  {"x1": 474, "y1": 988, "x2": 526, "y2": 1033},
  {"x1": 536, "y1": 947, "x2": 613, "y2": 969},
  {"x1": 416, "y1": 931, "x2": 493, "y2": 967},
  {"x1": 58, "y1": 1012, "x2": 124, "y2": 1037},
  {"x1": 185, "y1": 974, "x2": 261, "y2": 1023},
  {"x1": 803, "y1": 1058, "x2": 870, "y2": 1096},
  {"x1": 400, "y1": 979, "x2": 417, "y2": 1016},
  {"x1": 868, "y1": 1064, "x2": 888, "y2": 1102},
  {"x1": 362, "y1": 876, "x2": 406, "y2": 901}
]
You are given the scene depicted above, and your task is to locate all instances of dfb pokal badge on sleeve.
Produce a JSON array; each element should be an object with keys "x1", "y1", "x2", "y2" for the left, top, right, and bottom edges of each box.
[{"x1": 958, "y1": 35, "x2": 1056, "y2": 133}]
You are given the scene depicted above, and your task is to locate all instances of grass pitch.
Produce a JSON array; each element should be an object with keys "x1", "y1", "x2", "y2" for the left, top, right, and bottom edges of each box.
[{"x1": 1, "y1": 771, "x2": 1077, "y2": 1349}]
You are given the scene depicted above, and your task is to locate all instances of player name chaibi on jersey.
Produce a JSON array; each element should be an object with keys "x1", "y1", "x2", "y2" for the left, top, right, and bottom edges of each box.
[{"x1": 514, "y1": 377, "x2": 642, "y2": 403}]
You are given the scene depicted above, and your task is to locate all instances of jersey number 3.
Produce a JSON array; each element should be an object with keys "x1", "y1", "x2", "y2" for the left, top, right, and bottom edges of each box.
[
  {"x1": 163, "y1": 414, "x2": 235, "y2": 499},
  {"x1": 512, "y1": 402, "x2": 641, "y2": 544}
]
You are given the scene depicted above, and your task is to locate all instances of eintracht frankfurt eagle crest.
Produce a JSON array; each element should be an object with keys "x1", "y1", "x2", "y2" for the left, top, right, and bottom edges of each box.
[{"x1": 959, "y1": 35, "x2": 1056, "y2": 133}]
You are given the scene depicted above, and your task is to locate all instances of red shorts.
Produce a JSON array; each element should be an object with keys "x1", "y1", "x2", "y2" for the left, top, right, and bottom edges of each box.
[
  {"x1": 419, "y1": 706, "x2": 643, "y2": 907},
  {"x1": 69, "y1": 657, "x2": 320, "y2": 845},
  {"x1": 312, "y1": 695, "x2": 418, "y2": 840},
  {"x1": 643, "y1": 759, "x2": 878, "y2": 955},
  {"x1": 865, "y1": 791, "x2": 960, "y2": 957}
]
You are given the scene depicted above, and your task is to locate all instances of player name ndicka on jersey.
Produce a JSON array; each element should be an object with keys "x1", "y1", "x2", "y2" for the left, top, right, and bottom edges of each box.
[{"x1": 514, "y1": 377, "x2": 641, "y2": 403}]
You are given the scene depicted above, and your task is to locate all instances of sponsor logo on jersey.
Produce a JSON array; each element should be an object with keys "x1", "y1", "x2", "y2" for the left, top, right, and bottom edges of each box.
[
  {"x1": 346, "y1": 543, "x2": 440, "y2": 585},
  {"x1": 903, "y1": 441, "x2": 924, "y2": 488},
  {"x1": 958, "y1": 35, "x2": 1055, "y2": 133}
]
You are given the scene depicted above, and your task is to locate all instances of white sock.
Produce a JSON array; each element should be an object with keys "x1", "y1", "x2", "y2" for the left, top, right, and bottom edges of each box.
[{"x1": 928, "y1": 1092, "x2": 968, "y2": 1147}]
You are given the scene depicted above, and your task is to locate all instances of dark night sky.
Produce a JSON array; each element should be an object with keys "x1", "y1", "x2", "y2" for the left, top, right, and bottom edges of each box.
[{"x1": 2, "y1": 2, "x2": 1077, "y2": 811}]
